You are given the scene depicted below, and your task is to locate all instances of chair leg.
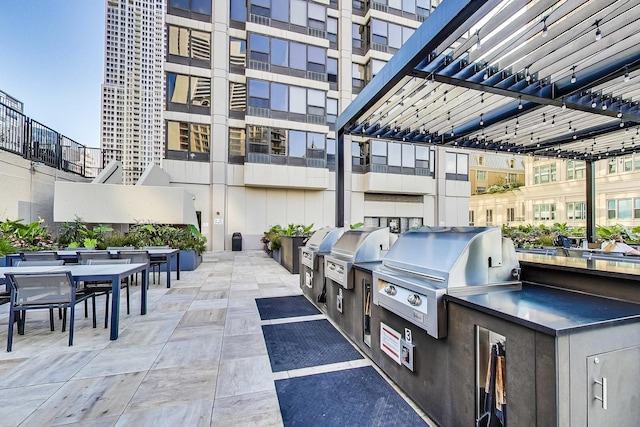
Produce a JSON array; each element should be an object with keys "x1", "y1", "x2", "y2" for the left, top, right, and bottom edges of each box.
[
  {"x1": 18, "y1": 312, "x2": 25, "y2": 335},
  {"x1": 49, "y1": 308, "x2": 55, "y2": 331},
  {"x1": 7, "y1": 308, "x2": 16, "y2": 352},
  {"x1": 104, "y1": 293, "x2": 110, "y2": 329},
  {"x1": 92, "y1": 296, "x2": 97, "y2": 328},
  {"x1": 69, "y1": 305, "x2": 75, "y2": 346},
  {"x1": 84, "y1": 298, "x2": 88, "y2": 318},
  {"x1": 58, "y1": 306, "x2": 63, "y2": 320},
  {"x1": 62, "y1": 307, "x2": 67, "y2": 333}
]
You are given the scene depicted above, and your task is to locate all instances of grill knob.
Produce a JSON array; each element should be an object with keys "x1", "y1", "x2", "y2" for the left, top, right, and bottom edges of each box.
[
  {"x1": 407, "y1": 294, "x2": 422, "y2": 306},
  {"x1": 384, "y1": 285, "x2": 397, "y2": 295}
]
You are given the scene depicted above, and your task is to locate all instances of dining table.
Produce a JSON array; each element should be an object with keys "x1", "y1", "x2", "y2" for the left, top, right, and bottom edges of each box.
[
  {"x1": 0, "y1": 262, "x2": 149, "y2": 340},
  {"x1": 6, "y1": 248, "x2": 180, "y2": 288}
]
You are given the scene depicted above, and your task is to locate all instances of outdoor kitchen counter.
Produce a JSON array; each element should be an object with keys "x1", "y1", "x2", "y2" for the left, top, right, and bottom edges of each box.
[
  {"x1": 446, "y1": 283, "x2": 640, "y2": 336},
  {"x1": 517, "y1": 252, "x2": 640, "y2": 304}
]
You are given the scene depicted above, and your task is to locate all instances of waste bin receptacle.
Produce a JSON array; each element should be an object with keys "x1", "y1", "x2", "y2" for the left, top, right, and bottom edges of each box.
[{"x1": 232, "y1": 232, "x2": 242, "y2": 251}]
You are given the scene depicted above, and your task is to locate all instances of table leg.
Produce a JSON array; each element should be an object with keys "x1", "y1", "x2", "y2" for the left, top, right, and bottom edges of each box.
[
  {"x1": 141, "y1": 266, "x2": 148, "y2": 315},
  {"x1": 176, "y1": 252, "x2": 180, "y2": 280},
  {"x1": 166, "y1": 255, "x2": 171, "y2": 289},
  {"x1": 110, "y1": 277, "x2": 120, "y2": 340}
]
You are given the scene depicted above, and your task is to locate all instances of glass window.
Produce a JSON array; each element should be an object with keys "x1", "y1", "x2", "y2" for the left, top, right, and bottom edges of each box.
[
  {"x1": 389, "y1": 0, "x2": 402, "y2": 10},
  {"x1": 416, "y1": 145, "x2": 429, "y2": 169},
  {"x1": 229, "y1": 82, "x2": 247, "y2": 111},
  {"x1": 403, "y1": 27, "x2": 414, "y2": 43},
  {"x1": 402, "y1": 144, "x2": 414, "y2": 167},
  {"x1": 477, "y1": 170, "x2": 487, "y2": 181},
  {"x1": 167, "y1": 121, "x2": 189, "y2": 151},
  {"x1": 608, "y1": 158, "x2": 617, "y2": 174},
  {"x1": 229, "y1": 38, "x2": 247, "y2": 67},
  {"x1": 308, "y1": 46, "x2": 326, "y2": 72},
  {"x1": 168, "y1": 26, "x2": 190, "y2": 57},
  {"x1": 229, "y1": 127, "x2": 246, "y2": 157},
  {"x1": 372, "y1": 60, "x2": 385, "y2": 78},
  {"x1": 250, "y1": 34, "x2": 269, "y2": 62},
  {"x1": 249, "y1": 80, "x2": 269, "y2": 108},
  {"x1": 289, "y1": 130, "x2": 306, "y2": 157},
  {"x1": 635, "y1": 199, "x2": 640, "y2": 218},
  {"x1": 270, "y1": 83, "x2": 288, "y2": 111},
  {"x1": 457, "y1": 153, "x2": 468, "y2": 174},
  {"x1": 619, "y1": 198, "x2": 632, "y2": 219},
  {"x1": 192, "y1": 0, "x2": 212, "y2": 14},
  {"x1": 190, "y1": 123, "x2": 210, "y2": 153},
  {"x1": 251, "y1": 0, "x2": 270, "y2": 16},
  {"x1": 388, "y1": 143, "x2": 401, "y2": 166},
  {"x1": 289, "y1": 86, "x2": 307, "y2": 114},
  {"x1": 190, "y1": 76, "x2": 211, "y2": 107},
  {"x1": 308, "y1": 2, "x2": 326, "y2": 29},
  {"x1": 389, "y1": 23, "x2": 402, "y2": 49},
  {"x1": 352, "y1": 23, "x2": 364, "y2": 48},
  {"x1": 168, "y1": 74, "x2": 189, "y2": 104},
  {"x1": 607, "y1": 199, "x2": 616, "y2": 219},
  {"x1": 290, "y1": 42, "x2": 307, "y2": 70},
  {"x1": 272, "y1": 0, "x2": 289, "y2": 22},
  {"x1": 230, "y1": 0, "x2": 247, "y2": 21},
  {"x1": 372, "y1": 19, "x2": 387, "y2": 44},
  {"x1": 327, "y1": 17, "x2": 338, "y2": 42},
  {"x1": 290, "y1": 0, "x2": 307, "y2": 26},
  {"x1": 372, "y1": 140, "x2": 387, "y2": 156},
  {"x1": 402, "y1": 0, "x2": 416, "y2": 13},
  {"x1": 191, "y1": 30, "x2": 211, "y2": 61},
  {"x1": 327, "y1": 98, "x2": 338, "y2": 123},
  {"x1": 327, "y1": 57, "x2": 338, "y2": 83},
  {"x1": 271, "y1": 39, "x2": 288, "y2": 66},
  {"x1": 170, "y1": 0, "x2": 190, "y2": 10},
  {"x1": 271, "y1": 128, "x2": 287, "y2": 156},
  {"x1": 623, "y1": 155, "x2": 633, "y2": 172},
  {"x1": 307, "y1": 89, "x2": 325, "y2": 115}
]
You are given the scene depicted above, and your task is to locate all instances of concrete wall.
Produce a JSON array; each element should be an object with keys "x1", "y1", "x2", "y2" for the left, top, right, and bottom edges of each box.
[{"x1": 0, "y1": 150, "x2": 89, "y2": 228}]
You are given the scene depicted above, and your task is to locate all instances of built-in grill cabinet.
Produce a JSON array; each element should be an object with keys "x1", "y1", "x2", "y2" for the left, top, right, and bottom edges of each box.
[
  {"x1": 324, "y1": 227, "x2": 391, "y2": 289},
  {"x1": 372, "y1": 226, "x2": 521, "y2": 338},
  {"x1": 301, "y1": 227, "x2": 344, "y2": 271}
]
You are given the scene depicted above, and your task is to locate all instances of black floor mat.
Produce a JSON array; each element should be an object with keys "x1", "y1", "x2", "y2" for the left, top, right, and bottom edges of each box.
[
  {"x1": 261, "y1": 319, "x2": 363, "y2": 372},
  {"x1": 275, "y1": 366, "x2": 430, "y2": 427},
  {"x1": 255, "y1": 295, "x2": 320, "y2": 320}
]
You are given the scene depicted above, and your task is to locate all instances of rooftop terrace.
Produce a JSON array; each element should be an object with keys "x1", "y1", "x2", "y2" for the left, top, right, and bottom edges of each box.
[{"x1": 0, "y1": 251, "x2": 433, "y2": 426}]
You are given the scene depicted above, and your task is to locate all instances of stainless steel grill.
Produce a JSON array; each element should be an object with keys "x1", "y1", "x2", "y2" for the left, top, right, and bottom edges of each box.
[
  {"x1": 324, "y1": 227, "x2": 391, "y2": 289},
  {"x1": 301, "y1": 227, "x2": 344, "y2": 270},
  {"x1": 372, "y1": 226, "x2": 521, "y2": 338}
]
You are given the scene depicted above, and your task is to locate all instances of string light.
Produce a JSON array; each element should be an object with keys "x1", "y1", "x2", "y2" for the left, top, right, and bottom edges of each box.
[
  {"x1": 594, "y1": 20, "x2": 602, "y2": 41},
  {"x1": 570, "y1": 66, "x2": 577, "y2": 84},
  {"x1": 525, "y1": 67, "x2": 531, "y2": 82},
  {"x1": 518, "y1": 96, "x2": 523, "y2": 110},
  {"x1": 476, "y1": 30, "x2": 481, "y2": 50},
  {"x1": 561, "y1": 98, "x2": 566, "y2": 109},
  {"x1": 542, "y1": 17, "x2": 548, "y2": 37},
  {"x1": 624, "y1": 65, "x2": 630, "y2": 82},
  {"x1": 480, "y1": 113, "x2": 484, "y2": 126}
]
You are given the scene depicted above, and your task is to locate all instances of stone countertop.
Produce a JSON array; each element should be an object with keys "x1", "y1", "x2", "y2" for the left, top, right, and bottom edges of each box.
[
  {"x1": 447, "y1": 283, "x2": 640, "y2": 336},
  {"x1": 517, "y1": 252, "x2": 640, "y2": 280}
]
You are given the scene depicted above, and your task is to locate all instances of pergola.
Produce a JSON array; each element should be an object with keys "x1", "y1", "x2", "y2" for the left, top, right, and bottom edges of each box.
[{"x1": 336, "y1": 0, "x2": 640, "y2": 241}]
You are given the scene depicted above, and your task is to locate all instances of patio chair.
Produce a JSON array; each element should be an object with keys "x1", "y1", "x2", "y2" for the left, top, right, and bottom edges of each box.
[
  {"x1": 4, "y1": 271, "x2": 92, "y2": 351},
  {"x1": 143, "y1": 246, "x2": 170, "y2": 284},
  {"x1": 20, "y1": 251, "x2": 59, "y2": 261},
  {"x1": 83, "y1": 258, "x2": 132, "y2": 328},
  {"x1": 14, "y1": 260, "x2": 65, "y2": 267},
  {"x1": 117, "y1": 250, "x2": 150, "y2": 286},
  {"x1": 77, "y1": 251, "x2": 112, "y2": 264}
]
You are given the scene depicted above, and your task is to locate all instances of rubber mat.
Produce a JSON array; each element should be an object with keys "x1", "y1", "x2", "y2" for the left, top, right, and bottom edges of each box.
[
  {"x1": 255, "y1": 295, "x2": 320, "y2": 320},
  {"x1": 275, "y1": 366, "x2": 430, "y2": 427},
  {"x1": 261, "y1": 319, "x2": 363, "y2": 372}
]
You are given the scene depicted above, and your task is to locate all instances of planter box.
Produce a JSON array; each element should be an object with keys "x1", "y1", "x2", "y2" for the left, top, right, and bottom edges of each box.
[
  {"x1": 0, "y1": 256, "x2": 7, "y2": 267},
  {"x1": 160, "y1": 250, "x2": 202, "y2": 272},
  {"x1": 272, "y1": 248, "x2": 282, "y2": 264},
  {"x1": 280, "y1": 236, "x2": 306, "y2": 274}
]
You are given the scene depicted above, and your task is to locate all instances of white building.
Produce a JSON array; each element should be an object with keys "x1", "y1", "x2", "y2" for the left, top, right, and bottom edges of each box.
[{"x1": 100, "y1": 0, "x2": 165, "y2": 185}]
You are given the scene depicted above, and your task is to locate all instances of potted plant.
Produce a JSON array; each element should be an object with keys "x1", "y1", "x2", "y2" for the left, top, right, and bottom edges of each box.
[
  {"x1": 261, "y1": 225, "x2": 283, "y2": 263},
  {"x1": 279, "y1": 223, "x2": 314, "y2": 274}
]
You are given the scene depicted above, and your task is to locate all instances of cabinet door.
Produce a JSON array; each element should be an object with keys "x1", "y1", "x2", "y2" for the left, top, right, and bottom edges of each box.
[{"x1": 587, "y1": 346, "x2": 640, "y2": 427}]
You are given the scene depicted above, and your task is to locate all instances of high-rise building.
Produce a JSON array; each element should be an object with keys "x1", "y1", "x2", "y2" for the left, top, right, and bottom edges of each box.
[
  {"x1": 100, "y1": 0, "x2": 165, "y2": 185},
  {"x1": 106, "y1": 0, "x2": 471, "y2": 250}
]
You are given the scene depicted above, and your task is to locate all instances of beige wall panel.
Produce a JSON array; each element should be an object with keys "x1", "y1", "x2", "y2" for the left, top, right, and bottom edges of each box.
[{"x1": 163, "y1": 159, "x2": 210, "y2": 184}]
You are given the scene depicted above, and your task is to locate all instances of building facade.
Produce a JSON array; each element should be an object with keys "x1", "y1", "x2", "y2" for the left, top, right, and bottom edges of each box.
[
  {"x1": 469, "y1": 154, "x2": 640, "y2": 229},
  {"x1": 101, "y1": 0, "x2": 165, "y2": 185},
  {"x1": 103, "y1": 0, "x2": 486, "y2": 251}
]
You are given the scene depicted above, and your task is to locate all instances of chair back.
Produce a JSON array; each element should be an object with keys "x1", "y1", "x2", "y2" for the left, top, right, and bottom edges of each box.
[
  {"x1": 78, "y1": 251, "x2": 112, "y2": 264},
  {"x1": 86, "y1": 258, "x2": 131, "y2": 265},
  {"x1": 66, "y1": 247, "x2": 95, "y2": 251},
  {"x1": 107, "y1": 246, "x2": 135, "y2": 251},
  {"x1": 20, "y1": 251, "x2": 59, "y2": 261},
  {"x1": 6, "y1": 272, "x2": 75, "y2": 306},
  {"x1": 15, "y1": 260, "x2": 65, "y2": 267},
  {"x1": 117, "y1": 250, "x2": 150, "y2": 264},
  {"x1": 143, "y1": 246, "x2": 170, "y2": 250}
]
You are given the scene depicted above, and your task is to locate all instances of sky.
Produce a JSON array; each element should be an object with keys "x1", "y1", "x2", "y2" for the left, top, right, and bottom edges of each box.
[{"x1": 0, "y1": 1, "x2": 105, "y2": 147}]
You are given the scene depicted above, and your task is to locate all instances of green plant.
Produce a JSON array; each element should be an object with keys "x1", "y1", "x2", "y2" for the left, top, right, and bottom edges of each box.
[
  {"x1": 57, "y1": 217, "x2": 113, "y2": 248},
  {"x1": 126, "y1": 223, "x2": 207, "y2": 254},
  {"x1": 0, "y1": 218, "x2": 56, "y2": 251},
  {"x1": 350, "y1": 222, "x2": 364, "y2": 229},
  {"x1": 0, "y1": 236, "x2": 18, "y2": 256},
  {"x1": 261, "y1": 224, "x2": 284, "y2": 254}
]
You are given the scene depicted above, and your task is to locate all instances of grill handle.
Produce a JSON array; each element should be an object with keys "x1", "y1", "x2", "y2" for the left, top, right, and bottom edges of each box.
[{"x1": 385, "y1": 264, "x2": 445, "y2": 282}]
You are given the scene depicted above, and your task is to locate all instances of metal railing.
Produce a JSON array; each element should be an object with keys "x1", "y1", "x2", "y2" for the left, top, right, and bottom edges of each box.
[{"x1": 0, "y1": 101, "x2": 102, "y2": 178}]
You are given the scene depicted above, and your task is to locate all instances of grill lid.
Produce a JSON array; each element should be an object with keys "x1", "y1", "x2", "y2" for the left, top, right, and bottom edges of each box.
[
  {"x1": 330, "y1": 226, "x2": 390, "y2": 262},
  {"x1": 305, "y1": 227, "x2": 344, "y2": 252},
  {"x1": 381, "y1": 226, "x2": 518, "y2": 288}
]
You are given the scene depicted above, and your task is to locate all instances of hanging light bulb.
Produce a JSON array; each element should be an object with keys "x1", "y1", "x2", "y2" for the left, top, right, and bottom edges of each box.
[
  {"x1": 602, "y1": 101, "x2": 608, "y2": 110},
  {"x1": 568, "y1": 121, "x2": 572, "y2": 131},
  {"x1": 518, "y1": 96, "x2": 523, "y2": 110},
  {"x1": 476, "y1": 31, "x2": 481, "y2": 50},
  {"x1": 594, "y1": 20, "x2": 602, "y2": 41},
  {"x1": 551, "y1": 115, "x2": 555, "y2": 126},
  {"x1": 525, "y1": 67, "x2": 531, "y2": 82},
  {"x1": 479, "y1": 113, "x2": 484, "y2": 126},
  {"x1": 451, "y1": 126, "x2": 454, "y2": 136},
  {"x1": 591, "y1": 98, "x2": 597, "y2": 108},
  {"x1": 480, "y1": 93, "x2": 484, "y2": 103},
  {"x1": 562, "y1": 98, "x2": 567, "y2": 109},
  {"x1": 570, "y1": 66, "x2": 577, "y2": 84},
  {"x1": 515, "y1": 117, "x2": 519, "y2": 129},
  {"x1": 447, "y1": 111, "x2": 451, "y2": 121},
  {"x1": 617, "y1": 110, "x2": 623, "y2": 119},
  {"x1": 625, "y1": 65, "x2": 630, "y2": 82},
  {"x1": 542, "y1": 18, "x2": 548, "y2": 37},
  {"x1": 542, "y1": 113, "x2": 546, "y2": 124}
]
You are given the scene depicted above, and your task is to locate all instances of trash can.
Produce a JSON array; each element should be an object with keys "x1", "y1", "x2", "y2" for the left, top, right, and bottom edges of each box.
[{"x1": 232, "y1": 232, "x2": 242, "y2": 251}]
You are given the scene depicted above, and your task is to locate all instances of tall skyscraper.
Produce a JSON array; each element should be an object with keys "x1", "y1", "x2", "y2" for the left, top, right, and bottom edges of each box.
[{"x1": 101, "y1": 0, "x2": 165, "y2": 185}]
